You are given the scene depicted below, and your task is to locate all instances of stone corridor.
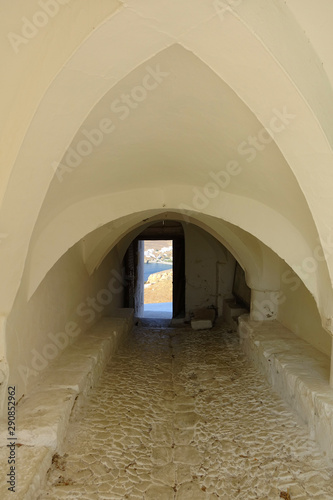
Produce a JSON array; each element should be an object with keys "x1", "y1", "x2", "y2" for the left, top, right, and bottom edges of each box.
[{"x1": 38, "y1": 325, "x2": 333, "y2": 499}]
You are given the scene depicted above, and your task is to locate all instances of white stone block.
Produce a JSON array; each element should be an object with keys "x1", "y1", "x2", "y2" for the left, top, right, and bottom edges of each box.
[{"x1": 191, "y1": 319, "x2": 213, "y2": 330}]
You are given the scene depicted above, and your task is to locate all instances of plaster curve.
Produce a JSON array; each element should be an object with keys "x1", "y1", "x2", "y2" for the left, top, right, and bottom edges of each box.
[
  {"x1": 82, "y1": 212, "x2": 262, "y2": 288},
  {"x1": 27, "y1": 187, "x2": 320, "y2": 306}
]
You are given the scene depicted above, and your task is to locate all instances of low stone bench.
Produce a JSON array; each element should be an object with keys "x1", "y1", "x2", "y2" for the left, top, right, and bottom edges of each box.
[
  {"x1": 238, "y1": 315, "x2": 333, "y2": 461},
  {"x1": 0, "y1": 310, "x2": 133, "y2": 500}
]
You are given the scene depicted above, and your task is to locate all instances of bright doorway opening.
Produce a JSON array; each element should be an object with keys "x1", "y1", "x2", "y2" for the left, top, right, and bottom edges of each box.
[{"x1": 143, "y1": 240, "x2": 173, "y2": 318}]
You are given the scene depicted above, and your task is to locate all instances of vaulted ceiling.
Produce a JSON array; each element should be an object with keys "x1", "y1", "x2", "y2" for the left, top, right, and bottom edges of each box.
[{"x1": 1, "y1": 1, "x2": 333, "y2": 329}]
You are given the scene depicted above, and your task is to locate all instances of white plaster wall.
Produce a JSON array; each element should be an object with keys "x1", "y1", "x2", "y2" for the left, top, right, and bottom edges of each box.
[
  {"x1": 6, "y1": 243, "x2": 124, "y2": 404},
  {"x1": 184, "y1": 225, "x2": 235, "y2": 315},
  {"x1": 0, "y1": 0, "x2": 120, "y2": 203},
  {"x1": 278, "y1": 265, "x2": 331, "y2": 356}
]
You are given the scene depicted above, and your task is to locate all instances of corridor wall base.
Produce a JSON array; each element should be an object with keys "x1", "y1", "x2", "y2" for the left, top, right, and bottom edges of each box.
[
  {"x1": 0, "y1": 310, "x2": 133, "y2": 500},
  {"x1": 238, "y1": 315, "x2": 333, "y2": 462}
]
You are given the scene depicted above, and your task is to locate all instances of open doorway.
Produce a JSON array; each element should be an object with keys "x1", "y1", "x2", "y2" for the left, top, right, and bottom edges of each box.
[
  {"x1": 143, "y1": 240, "x2": 173, "y2": 318},
  {"x1": 124, "y1": 221, "x2": 185, "y2": 320}
]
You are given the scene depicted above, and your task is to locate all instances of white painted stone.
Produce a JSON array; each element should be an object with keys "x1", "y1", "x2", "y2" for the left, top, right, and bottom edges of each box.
[
  {"x1": 191, "y1": 308, "x2": 216, "y2": 330},
  {"x1": 191, "y1": 319, "x2": 213, "y2": 330}
]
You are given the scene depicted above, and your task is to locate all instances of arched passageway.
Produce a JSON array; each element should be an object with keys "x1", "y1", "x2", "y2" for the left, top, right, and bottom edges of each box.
[
  {"x1": 37, "y1": 322, "x2": 333, "y2": 499},
  {"x1": 7, "y1": 205, "x2": 330, "y2": 408},
  {"x1": 5, "y1": 208, "x2": 330, "y2": 412},
  {"x1": 2, "y1": 6, "x2": 333, "y2": 412},
  {"x1": 2, "y1": 1, "x2": 333, "y2": 494}
]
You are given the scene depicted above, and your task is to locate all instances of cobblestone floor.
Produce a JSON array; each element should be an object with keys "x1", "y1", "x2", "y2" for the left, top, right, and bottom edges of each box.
[{"x1": 38, "y1": 325, "x2": 333, "y2": 499}]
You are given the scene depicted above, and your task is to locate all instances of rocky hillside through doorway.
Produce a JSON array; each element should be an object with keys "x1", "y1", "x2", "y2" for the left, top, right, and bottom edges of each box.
[
  {"x1": 144, "y1": 269, "x2": 173, "y2": 304},
  {"x1": 144, "y1": 240, "x2": 173, "y2": 305}
]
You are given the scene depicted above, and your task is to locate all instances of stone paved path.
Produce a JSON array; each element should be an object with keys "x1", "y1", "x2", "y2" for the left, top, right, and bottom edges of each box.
[{"x1": 38, "y1": 325, "x2": 333, "y2": 499}]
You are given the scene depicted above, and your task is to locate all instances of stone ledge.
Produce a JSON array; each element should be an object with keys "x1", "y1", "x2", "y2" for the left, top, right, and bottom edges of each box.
[
  {"x1": 0, "y1": 446, "x2": 52, "y2": 500},
  {"x1": 238, "y1": 315, "x2": 333, "y2": 461},
  {"x1": 0, "y1": 311, "x2": 134, "y2": 498},
  {"x1": 17, "y1": 388, "x2": 78, "y2": 451},
  {"x1": 1, "y1": 310, "x2": 133, "y2": 457}
]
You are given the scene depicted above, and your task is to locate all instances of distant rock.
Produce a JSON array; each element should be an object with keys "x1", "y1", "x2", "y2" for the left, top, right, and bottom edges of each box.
[{"x1": 144, "y1": 270, "x2": 173, "y2": 304}]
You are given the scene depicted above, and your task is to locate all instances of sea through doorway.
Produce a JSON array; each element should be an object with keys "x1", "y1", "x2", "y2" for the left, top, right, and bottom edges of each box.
[{"x1": 143, "y1": 240, "x2": 173, "y2": 318}]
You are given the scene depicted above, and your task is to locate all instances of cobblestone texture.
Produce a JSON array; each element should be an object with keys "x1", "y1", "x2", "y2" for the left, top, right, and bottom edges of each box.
[{"x1": 38, "y1": 326, "x2": 333, "y2": 499}]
